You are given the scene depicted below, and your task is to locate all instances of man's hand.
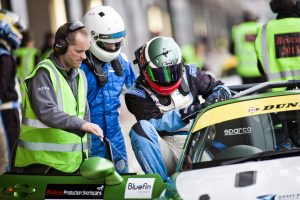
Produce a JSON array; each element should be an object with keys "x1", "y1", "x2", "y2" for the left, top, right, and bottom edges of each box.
[
  {"x1": 81, "y1": 122, "x2": 104, "y2": 138},
  {"x1": 205, "y1": 85, "x2": 232, "y2": 106},
  {"x1": 179, "y1": 103, "x2": 202, "y2": 123}
]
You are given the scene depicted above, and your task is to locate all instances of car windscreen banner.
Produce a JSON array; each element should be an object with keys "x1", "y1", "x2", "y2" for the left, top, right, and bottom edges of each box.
[
  {"x1": 192, "y1": 94, "x2": 300, "y2": 132},
  {"x1": 45, "y1": 184, "x2": 104, "y2": 200}
]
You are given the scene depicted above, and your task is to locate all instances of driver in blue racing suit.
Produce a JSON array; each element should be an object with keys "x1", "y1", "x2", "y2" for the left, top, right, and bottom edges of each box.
[
  {"x1": 125, "y1": 36, "x2": 231, "y2": 181},
  {"x1": 81, "y1": 6, "x2": 136, "y2": 173}
]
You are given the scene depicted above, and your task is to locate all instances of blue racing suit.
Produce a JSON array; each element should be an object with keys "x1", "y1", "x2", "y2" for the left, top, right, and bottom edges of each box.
[
  {"x1": 81, "y1": 53, "x2": 136, "y2": 173},
  {"x1": 125, "y1": 64, "x2": 225, "y2": 181}
]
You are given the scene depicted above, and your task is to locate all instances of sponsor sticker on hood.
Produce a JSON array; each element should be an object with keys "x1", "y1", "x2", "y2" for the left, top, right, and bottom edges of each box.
[
  {"x1": 124, "y1": 178, "x2": 155, "y2": 199},
  {"x1": 45, "y1": 184, "x2": 104, "y2": 200}
]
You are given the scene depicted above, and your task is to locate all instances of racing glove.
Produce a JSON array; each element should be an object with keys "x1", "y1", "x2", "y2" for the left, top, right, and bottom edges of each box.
[
  {"x1": 205, "y1": 85, "x2": 232, "y2": 106},
  {"x1": 179, "y1": 103, "x2": 202, "y2": 123}
]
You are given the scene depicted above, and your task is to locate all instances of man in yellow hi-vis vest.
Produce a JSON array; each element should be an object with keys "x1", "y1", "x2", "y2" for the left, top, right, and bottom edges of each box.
[
  {"x1": 231, "y1": 10, "x2": 265, "y2": 84},
  {"x1": 14, "y1": 20, "x2": 103, "y2": 174},
  {"x1": 255, "y1": 0, "x2": 300, "y2": 86},
  {"x1": 14, "y1": 30, "x2": 40, "y2": 106}
]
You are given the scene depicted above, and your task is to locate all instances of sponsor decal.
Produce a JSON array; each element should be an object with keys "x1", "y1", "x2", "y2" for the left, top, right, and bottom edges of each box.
[
  {"x1": 108, "y1": 66, "x2": 115, "y2": 72},
  {"x1": 162, "y1": 60, "x2": 175, "y2": 67},
  {"x1": 262, "y1": 102, "x2": 300, "y2": 111},
  {"x1": 37, "y1": 86, "x2": 50, "y2": 91},
  {"x1": 257, "y1": 194, "x2": 276, "y2": 200},
  {"x1": 130, "y1": 89, "x2": 146, "y2": 98},
  {"x1": 249, "y1": 107, "x2": 260, "y2": 113},
  {"x1": 257, "y1": 193, "x2": 300, "y2": 200},
  {"x1": 249, "y1": 102, "x2": 300, "y2": 113},
  {"x1": 245, "y1": 34, "x2": 256, "y2": 42},
  {"x1": 275, "y1": 32, "x2": 300, "y2": 58},
  {"x1": 224, "y1": 127, "x2": 252, "y2": 136},
  {"x1": 124, "y1": 178, "x2": 155, "y2": 199},
  {"x1": 45, "y1": 184, "x2": 104, "y2": 200}
]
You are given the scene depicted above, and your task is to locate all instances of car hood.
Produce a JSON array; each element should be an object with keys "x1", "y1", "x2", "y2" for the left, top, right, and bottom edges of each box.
[{"x1": 175, "y1": 156, "x2": 300, "y2": 200}]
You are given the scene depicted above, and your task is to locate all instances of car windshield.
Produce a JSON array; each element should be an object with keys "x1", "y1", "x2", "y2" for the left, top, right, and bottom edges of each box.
[{"x1": 182, "y1": 107, "x2": 300, "y2": 170}]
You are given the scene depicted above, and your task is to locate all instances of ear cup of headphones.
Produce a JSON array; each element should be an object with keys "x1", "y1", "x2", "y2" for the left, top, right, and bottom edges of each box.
[{"x1": 54, "y1": 37, "x2": 68, "y2": 55}]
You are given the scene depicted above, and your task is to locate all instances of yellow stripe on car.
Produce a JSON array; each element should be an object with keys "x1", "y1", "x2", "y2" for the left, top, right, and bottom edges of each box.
[{"x1": 192, "y1": 94, "x2": 300, "y2": 132}]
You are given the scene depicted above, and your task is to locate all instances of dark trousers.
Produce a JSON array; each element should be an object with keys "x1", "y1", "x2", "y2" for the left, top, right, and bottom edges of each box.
[{"x1": 1, "y1": 109, "x2": 20, "y2": 170}]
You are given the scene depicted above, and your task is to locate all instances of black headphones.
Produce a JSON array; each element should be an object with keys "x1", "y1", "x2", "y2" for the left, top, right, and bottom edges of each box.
[{"x1": 53, "y1": 20, "x2": 85, "y2": 55}]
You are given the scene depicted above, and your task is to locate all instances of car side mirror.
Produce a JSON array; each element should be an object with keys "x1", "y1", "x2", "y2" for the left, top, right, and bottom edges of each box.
[{"x1": 79, "y1": 157, "x2": 123, "y2": 185}]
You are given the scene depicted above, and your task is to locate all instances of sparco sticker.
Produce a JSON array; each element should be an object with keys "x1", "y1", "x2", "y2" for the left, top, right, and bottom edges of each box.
[
  {"x1": 45, "y1": 184, "x2": 104, "y2": 199},
  {"x1": 224, "y1": 127, "x2": 252, "y2": 136},
  {"x1": 124, "y1": 178, "x2": 155, "y2": 199}
]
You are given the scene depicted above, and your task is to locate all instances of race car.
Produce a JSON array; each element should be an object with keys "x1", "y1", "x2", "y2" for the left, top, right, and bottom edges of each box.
[
  {"x1": 2, "y1": 80, "x2": 300, "y2": 200},
  {"x1": 161, "y1": 80, "x2": 300, "y2": 200}
]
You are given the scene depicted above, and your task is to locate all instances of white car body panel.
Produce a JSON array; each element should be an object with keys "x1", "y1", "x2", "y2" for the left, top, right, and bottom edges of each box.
[{"x1": 176, "y1": 156, "x2": 300, "y2": 200}]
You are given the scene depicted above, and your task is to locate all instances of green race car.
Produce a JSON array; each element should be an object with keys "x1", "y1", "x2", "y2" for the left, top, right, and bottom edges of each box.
[{"x1": 161, "y1": 80, "x2": 300, "y2": 200}]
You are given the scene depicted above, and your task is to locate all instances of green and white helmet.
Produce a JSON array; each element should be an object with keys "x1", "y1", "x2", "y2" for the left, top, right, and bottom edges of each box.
[{"x1": 136, "y1": 36, "x2": 183, "y2": 95}]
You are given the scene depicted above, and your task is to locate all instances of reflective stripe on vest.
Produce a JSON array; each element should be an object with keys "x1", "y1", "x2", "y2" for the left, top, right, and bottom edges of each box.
[{"x1": 18, "y1": 139, "x2": 88, "y2": 152}]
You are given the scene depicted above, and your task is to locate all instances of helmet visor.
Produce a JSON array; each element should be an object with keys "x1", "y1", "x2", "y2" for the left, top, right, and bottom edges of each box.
[
  {"x1": 145, "y1": 63, "x2": 182, "y2": 86},
  {"x1": 96, "y1": 41, "x2": 122, "y2": 52}
]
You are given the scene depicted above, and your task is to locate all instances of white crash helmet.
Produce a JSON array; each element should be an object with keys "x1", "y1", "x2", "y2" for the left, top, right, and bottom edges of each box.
[
  {"x1": 1, "y1": 10, "x2": 27, "y2": 32},
  {"x1": 82, "y1": 6, "x2": 126, "y2": 62}
]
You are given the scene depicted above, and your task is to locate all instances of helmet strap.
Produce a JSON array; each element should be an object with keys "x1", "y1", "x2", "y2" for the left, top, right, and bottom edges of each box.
[
  {"x1": 179, "y1": 77, "x2": 190, "y2": 96},
  {"x1": 84, "y1": 51, "x2": 107, "y2": 86},
  {"x1": 111, "y1": 59, "x2": 123, "y2": 76}
]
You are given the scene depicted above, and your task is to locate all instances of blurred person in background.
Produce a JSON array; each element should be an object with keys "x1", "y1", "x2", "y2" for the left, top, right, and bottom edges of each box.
[
  {"x1": 206, "y1": 37, "x2": 238, "y2": 81},
  {"x1": 81, "y1": 6, "x2": 136, "y2": 174},
  {"x1": 14, "y1": 30, "x2": 40, "y2": 106},
  {"x1": 181, "y1": 36, "x2": 208, "y2": 71},
  {"x1": 14, "y1": 20, "x2": 103, "y2": 174},
  {"x1": 231, "y1": 10, "x2": 266, "y2": 84},
  {"x1": 41, "y1": 31, "x2": 54, "y2": 60},
  {"x1": 125, "y1": 36, "x2": 231, "y2": 181},
  {"x1": 0, "y1": 9, "x2": 26, "y2": 171},
  {"x1": 255, "y1": 0, "x2": 300, "y2": 84}
]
